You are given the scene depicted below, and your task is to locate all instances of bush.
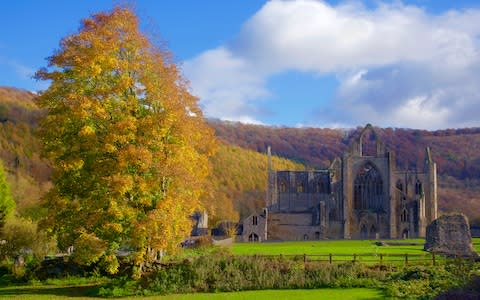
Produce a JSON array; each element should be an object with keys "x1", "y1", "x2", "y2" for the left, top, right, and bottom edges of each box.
[
  {"x1": 139, "y1": 255, "x2": 387, "y2": 295},
  {"x1": 384, "y1": 263, "x2": 478, "y2": 299},
  {"x1": 0, "y1": 217, "x2": 56, "y2": 261}
]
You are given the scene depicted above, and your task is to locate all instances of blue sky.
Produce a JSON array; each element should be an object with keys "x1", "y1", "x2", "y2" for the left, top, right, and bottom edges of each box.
[{"x1": 1, "y1": 1, "x2": 480, "y2": 129}]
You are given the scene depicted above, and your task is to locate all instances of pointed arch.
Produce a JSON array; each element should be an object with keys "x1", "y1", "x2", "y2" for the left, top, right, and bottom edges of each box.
[
  {"x1": 360, "y1": 224, "x2": 368, "y2": 239},
  {"x1": 354, "y1": 162, "x2": 384, "y2": 210},
  {"x1": 359, "y1": 125, "x2": 379, "y2": 156},
  {"x1": 400, "y1": 208, "x2": 409, "y2": 223},
  {"x1": 370, "y1": 224, "x2": 377, "y2": 239},
  {"x1": 279, "y1": 181, "x2": 287, "y2": 193},
  {"x1": 396, "y1": 179, "x2": 403, "y2": 191},
  {"x1": 415, "y1": 179, "x2": 423, "y2": 195}
]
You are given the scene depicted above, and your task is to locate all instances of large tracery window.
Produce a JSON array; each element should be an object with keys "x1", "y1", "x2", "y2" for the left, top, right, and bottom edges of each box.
[{"x1": 354, "y1": 163, "x2": 384, "y2": 210}]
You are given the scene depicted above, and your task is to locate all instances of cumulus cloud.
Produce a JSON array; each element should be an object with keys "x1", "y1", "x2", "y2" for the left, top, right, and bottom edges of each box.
[
  {"x1": 183, "y1": 47, "x2": 269, "y2": 124},
  {"x1": 184, "y1": 0, "x2": 480, "y2": 129}
]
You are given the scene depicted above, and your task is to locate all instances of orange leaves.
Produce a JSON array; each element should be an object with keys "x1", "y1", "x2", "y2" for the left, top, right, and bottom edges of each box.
[
  {"x1": 35, "y1": 6, "x2": 216, "y2": 275},
  {"x1": 78, "y1": 125, "x2": 95, "y2": 137},
  {"x1": 108, "y1": 173, "x2": 133, "y2": 196}
]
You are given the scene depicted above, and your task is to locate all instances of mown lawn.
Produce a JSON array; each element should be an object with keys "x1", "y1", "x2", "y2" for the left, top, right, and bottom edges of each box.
[
  {"x1": 231, "y1": 238, "x2": 480, "y2": 264},
  {"x1": 157, "y1": 288, "x2": 384, "y2": 300},
  {"x1": 231, "y1": 239, "x2": 425, "y2": 256},
  {"x1": 0, "y1": 284, "x2": 383, "y2": 300}
]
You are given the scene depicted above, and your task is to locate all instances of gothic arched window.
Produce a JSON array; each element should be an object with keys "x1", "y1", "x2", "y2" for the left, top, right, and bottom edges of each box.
[
  {"x1": 280, "y1": 181, "x2": 287, "y2": 193},
  {"x1": 317, "y1": 179, "x2": 330, "y2": 194},
  {"x1": 329, "y1": 208, "x2": 337, "y2": 221},
  {"x1": 400, "y1": 209, "x2": 409, "y2": 223},
  {"x1": 415, "y1": 179, "x2": 423, "y2": 195},
  {"x1": 317, "y1": 181, "x2": 324, "y2": 193},
  {"x1": 396, "y1": 180, "x2": 403, "y2": 191},
  {"x1": 297, "y1": 183, "x2": 304, "y2": 193},
  {"x1": 354, "y1": 163, "x2": 383, "y2": 210}
]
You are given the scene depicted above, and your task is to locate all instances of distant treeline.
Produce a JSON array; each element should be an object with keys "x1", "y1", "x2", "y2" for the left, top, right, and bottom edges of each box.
[{"x1": 209, "y1": 119, "x2": 480, "y2": 180}]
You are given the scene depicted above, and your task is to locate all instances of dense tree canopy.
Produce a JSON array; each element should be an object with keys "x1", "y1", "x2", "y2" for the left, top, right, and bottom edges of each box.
[
  {"x1": 0, "y1": 159, "x2": 15, "y2": 232},
  {"x1": 35, "y1": 7, "x2": 215, "y2": 275}
]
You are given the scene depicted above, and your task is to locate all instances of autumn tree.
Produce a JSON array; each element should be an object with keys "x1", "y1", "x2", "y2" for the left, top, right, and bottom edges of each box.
[
  {"x1": 0, "y1": 159, "x2": 15, "y2": 233},
  {"x1": 35, "y1": 7, "x2": 215, "y2": 276}
]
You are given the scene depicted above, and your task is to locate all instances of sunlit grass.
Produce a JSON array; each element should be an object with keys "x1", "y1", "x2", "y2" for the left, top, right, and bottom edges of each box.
[
  {"x1": 0, "y1": 286, "x2": 383, "y2": 300},
  {"x1": 154, "y1": 288, "x2": 384, "y2": 300},
  {"x1": 231, "y1": 239, "x2": 425, "y2": 256}
]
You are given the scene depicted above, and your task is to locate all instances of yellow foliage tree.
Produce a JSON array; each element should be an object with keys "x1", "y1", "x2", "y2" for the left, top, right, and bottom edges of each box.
[{"x1": 35, "y1": 7, "x2": 215, "y2": 275}]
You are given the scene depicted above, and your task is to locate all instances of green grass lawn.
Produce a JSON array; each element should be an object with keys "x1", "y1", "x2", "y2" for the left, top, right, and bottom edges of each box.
[
  {"x1": 156, "y1": 288, "x2": 384, "y2": 300},
  {"x1": 0, "y1": 285, "x2": 383, "y2": 300},
  {"x1": 231, "y1": 238, "x2": 480, "y2": 264},
  {"x1": 231, "y1": 239, "x2": 425, "y2": 256}
]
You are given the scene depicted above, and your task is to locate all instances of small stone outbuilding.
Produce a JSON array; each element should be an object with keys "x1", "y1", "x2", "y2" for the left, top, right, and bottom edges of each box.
[{"x1": 241, "y1": 209, "x2": 268, "y2": 242}]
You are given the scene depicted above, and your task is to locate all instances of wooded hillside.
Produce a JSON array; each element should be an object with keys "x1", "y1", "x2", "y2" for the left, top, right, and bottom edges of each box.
[
  {"x1": 0, "y1": 87, "x2": 51, "y2": 218},
  {"x1": 209, "y1": 120, "x2": 480, "y2": 222},
  {"x1": 0, "y1": 87, "x2": 304, "y2": 224},
  {"x1": 0, "y1": 86, "x2": 478, "y2": 224}
]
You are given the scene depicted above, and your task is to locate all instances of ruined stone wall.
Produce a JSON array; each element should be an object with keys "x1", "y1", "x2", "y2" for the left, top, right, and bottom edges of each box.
[
  {"x1": 267, "y1": 212, "x2": 324, "y2": 241},
  {"x1": 259, "y1": 125, "x2": 437, "y2": 242}
]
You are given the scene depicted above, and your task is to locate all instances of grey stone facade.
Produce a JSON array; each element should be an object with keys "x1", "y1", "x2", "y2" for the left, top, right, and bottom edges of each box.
[
  {"x1": 191, "y1": 211, "x2": 208, "y2": 236},
  {"x1": 243, "y1": 124, "x2": 438, "y2": 241},
  {"x1": 241, "y1": 208, "x2": 268, "y2": 242}
]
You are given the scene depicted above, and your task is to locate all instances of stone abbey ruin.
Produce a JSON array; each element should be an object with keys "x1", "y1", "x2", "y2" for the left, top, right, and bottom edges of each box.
[{"x1": 242, "y1": 124, "x2": 438, "y2": 241}]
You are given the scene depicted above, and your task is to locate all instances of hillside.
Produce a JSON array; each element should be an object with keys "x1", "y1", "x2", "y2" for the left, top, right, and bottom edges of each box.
[
  {"x1": 0, "y1": 87, "x2": 51, "y2": 218},
  {"x1": 209, "y1": 120, "x2": 480, "y2": 222},
  {"x1": 207, "y1": 143, "x2": 304, "y2": 223},
  {"x1": 1, "y1": 86, "x2": 479, "y2": 225},
  {"x1": 0, "y1": 87, "x2": 305, "y2": 224}
]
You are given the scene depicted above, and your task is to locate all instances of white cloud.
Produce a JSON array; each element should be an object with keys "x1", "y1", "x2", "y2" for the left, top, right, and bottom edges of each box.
[
  {"x1": 185, "y1": 0, "x2": 480, "y2": 129},
  {"x1": 183, "y1": 47, "x2": 268, "y2": 124},
  {"x1": 5, "y1": 59, "x2": 35, "y2": 80}
]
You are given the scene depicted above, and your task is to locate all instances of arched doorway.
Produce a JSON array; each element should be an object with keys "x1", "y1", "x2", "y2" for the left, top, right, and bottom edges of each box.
[
  {"x1": 370, "y1": 225, "x2": 377, "y2": 239},
  {"x1": 248, "y1": 233, "x2": 259, "y2": 242},
  {"x1": 360, "y1": 224, "x2": 368, "y2": 239},
  {"x1": 402, "y1": 229, "x2": 409, "y2": 239}
]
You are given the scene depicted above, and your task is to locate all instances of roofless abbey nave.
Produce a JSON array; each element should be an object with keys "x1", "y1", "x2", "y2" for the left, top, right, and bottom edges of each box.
[{"x1": 242, "y1": 124, "x2": 438, "y2": 241}]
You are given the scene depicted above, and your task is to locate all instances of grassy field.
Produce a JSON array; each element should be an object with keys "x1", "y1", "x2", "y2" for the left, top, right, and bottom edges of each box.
[
  {"x1": 230, "y1": 238, "x2": 480, "y2": 264},
  {"x1": 154, "y1": 288, "x2": 384, "y2": 300},
  {"x1": 231, "y1": 239, "x2": 425, "y2": 256},
  {"x1": 0, "y1": 285, "x2": 383, "y2": 300}
]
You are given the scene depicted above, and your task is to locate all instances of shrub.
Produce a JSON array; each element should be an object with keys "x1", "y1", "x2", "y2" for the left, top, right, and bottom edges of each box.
[
  {"x1": 0, "y1": 217, "x2": 56, "y2": 261},
  {"x1": 141, "y1": 255, "x2": 388, "y2": 295}
]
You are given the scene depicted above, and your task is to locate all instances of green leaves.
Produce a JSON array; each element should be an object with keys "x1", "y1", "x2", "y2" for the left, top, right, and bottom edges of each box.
[{"x1": 0, "y1": 159, "x2": 15, "y2": 230}]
